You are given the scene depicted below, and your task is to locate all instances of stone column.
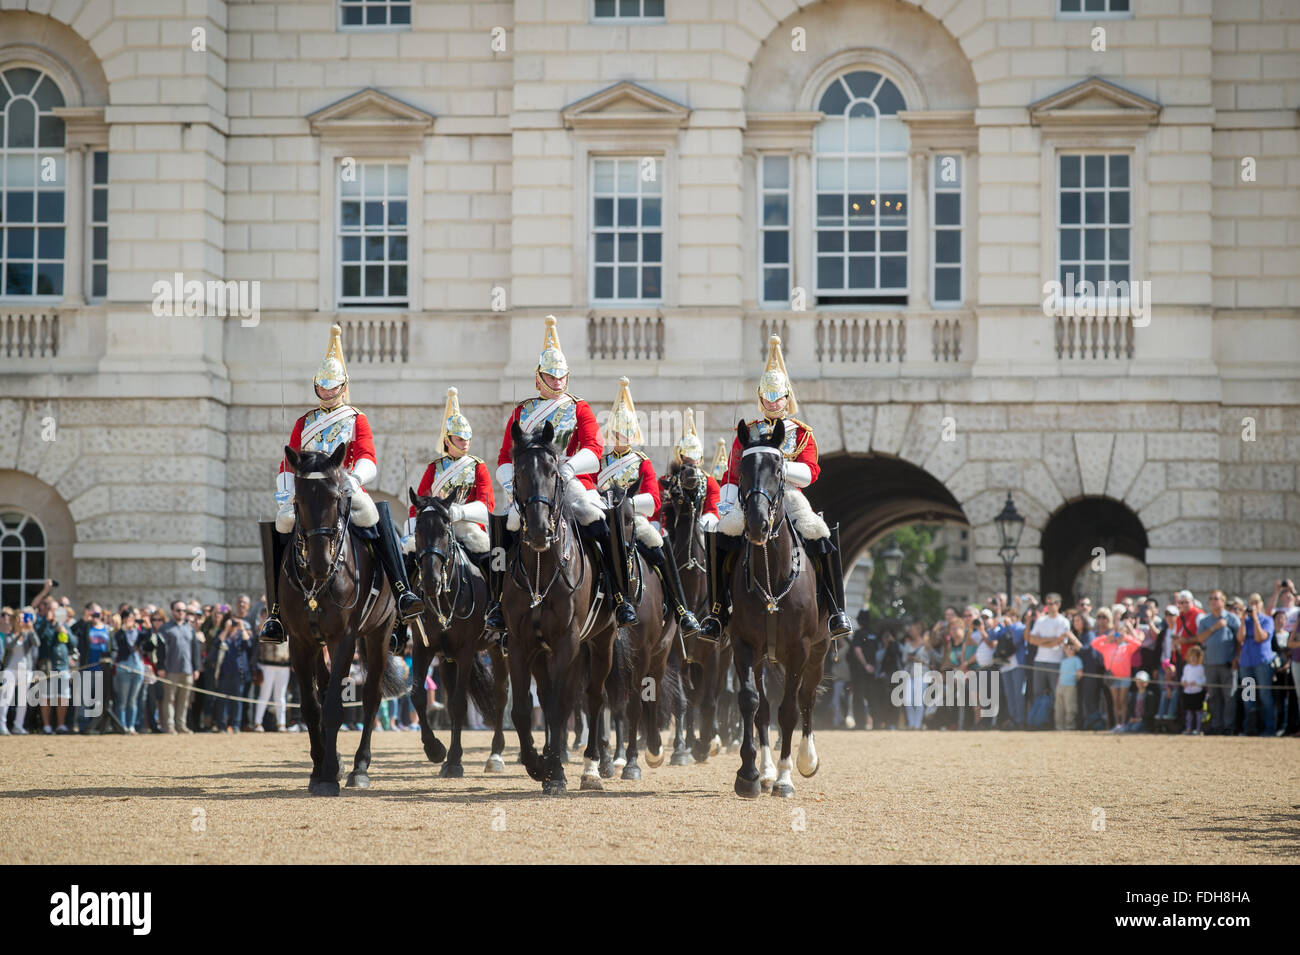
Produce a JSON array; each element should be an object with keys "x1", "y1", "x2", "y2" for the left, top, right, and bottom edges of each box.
[
  {"x1": 63, "y1": 145, "x2": 86, "y2": 306},
  {"x1": 908, "y1": 149, "x2": 928, "y2": 308},
  {"x1": 793, "y1": 149, "x2": 812, "y2": 304}
]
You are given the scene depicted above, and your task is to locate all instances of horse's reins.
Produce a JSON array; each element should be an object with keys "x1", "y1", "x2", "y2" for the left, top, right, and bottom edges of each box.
[
  {"x1": 416, "y1": 506, "x2": 474, "y2": 632},
  {"x1": 510, "y1": 447, "x2": 582, "y2": 608},
  {"x1": 739, "y1": 445, "x2": 801, "y2": 615},
  {"x1": 666, "y1": 466, "x2": 706, "y2": 572},
  {"x1": 291, "y1": 479, "x2": 356, "y2": 613}
]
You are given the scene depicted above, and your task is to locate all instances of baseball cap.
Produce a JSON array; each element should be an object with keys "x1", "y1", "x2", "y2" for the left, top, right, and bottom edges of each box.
[
  {"x1": 980, "y1": 608, "x2": 994, "y2": 618},
  {"x1": 1164, "y1": 605, "x2": 1178, "y2": 615},
  {"x1": 1134, "y1": 670, "x2": 1150, "y2": 683}
]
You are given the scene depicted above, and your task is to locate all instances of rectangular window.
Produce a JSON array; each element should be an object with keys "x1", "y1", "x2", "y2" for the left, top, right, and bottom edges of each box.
[
  {"x1": 1057, "y1": 0, "x2": 1131, "y2": 16},
  {"x1": 90, "y1": 151, "x2": 108, "y2": 300},
  {"x1": 339, "y1": 0, "x2": 411, "y2": 28},
  {"x1": 593, "y1": 0, "x2": 665, "y2": 19},
  {"x1": 591, "y1": 156, "x2": 662, "y2": 303},
  {"x1": 931, "y1": 153, "x2": 962, "y2": 306},
  {"x1": 1, "y1": 148, "x2": 65, "y2": 299},
  {"x1": 338, "y1": 161, "x2": 408, "y2": 307},
  {"x1": 1056, "y1": 152, "x2": 1130, "y2": 296},
  {"x1": 759, "y1": 155, "x2": 791, "y2": 306}
]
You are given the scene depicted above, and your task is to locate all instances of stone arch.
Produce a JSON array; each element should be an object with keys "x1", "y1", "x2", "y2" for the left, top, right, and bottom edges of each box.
[
  {"x1": 740, "y1": 0, "x2": 978, "y2": 113},
  {"x1": 0, "y1": 468, "x2": 77, "y2": 603},
  {"x1": 0, "y1": 10, "x2": 110, "y2": 108},
  {"x1": 1040, "y1": 496, "x2": 1149, "y2": 601}
]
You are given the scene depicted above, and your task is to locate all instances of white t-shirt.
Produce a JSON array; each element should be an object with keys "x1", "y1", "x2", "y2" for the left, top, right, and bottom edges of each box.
[
  {"x1": 1181, "y1": 663, "x2": 1206, "y2": 693},
  {"x1": 973, "y1": 627, "x2": 996, "y2": 667},
  {"x1": 1030, "y1": 613, "x2": 1071, "y2": 664}
]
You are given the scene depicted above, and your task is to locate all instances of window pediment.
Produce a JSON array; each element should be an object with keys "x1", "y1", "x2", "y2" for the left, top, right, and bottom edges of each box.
[
  {"x1": 307, "y1": 88, "x2": 435, "y2": 145},
  {"x1": 561, "y1": 82, "x2": 690, "y2": 132},
  {"x1": 1029, "y1": 77, "x2": 1160, "y2": 131}
]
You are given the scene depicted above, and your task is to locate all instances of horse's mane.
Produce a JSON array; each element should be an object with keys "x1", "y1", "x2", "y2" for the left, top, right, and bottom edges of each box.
[{"x1": 294, "y1": 449, "x2": 345, "y2": 478}]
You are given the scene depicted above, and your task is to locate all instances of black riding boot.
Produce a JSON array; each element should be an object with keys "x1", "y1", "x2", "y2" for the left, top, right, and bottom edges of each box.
[
  {"x1": 585, "y1": 519, "x2": 638, "y2": 626},
  {"x1": 644, "y1": 540, "x2": 701, "y2": 636},
  {"x1": 817, "y1": 525, "x2": 852, "y2": 638},
  {"x1": 484, "y1": 513, "x2": 509, "y2": 647},
  {"x1": 698, "y1": 530, "x2": 731, "y2": 641},
  {"x1": 258, "y1": 521, "x2": 288, "y2": 644},
  {"x1": 374, "y1": 501, "x2": 423, "y2": 622}
]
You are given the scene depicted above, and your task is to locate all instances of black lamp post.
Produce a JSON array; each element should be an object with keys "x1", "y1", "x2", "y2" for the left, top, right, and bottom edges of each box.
[{"x1": 995, "y1": 492, "x2": 1025, "y2": 603}]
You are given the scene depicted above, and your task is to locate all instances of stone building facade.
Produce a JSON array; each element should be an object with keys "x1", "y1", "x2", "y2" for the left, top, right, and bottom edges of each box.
[{"x1": 0, "y1": 0, "x2": 1296, "y2": 609}]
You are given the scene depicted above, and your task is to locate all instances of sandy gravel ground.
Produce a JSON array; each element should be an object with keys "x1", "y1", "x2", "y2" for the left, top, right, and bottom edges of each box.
[{"x1": 1, "y1": 729, "x2": 1295, "y2": 865}]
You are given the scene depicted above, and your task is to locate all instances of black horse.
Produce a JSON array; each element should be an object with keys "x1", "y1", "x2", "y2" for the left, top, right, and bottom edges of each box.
[
  {"x1": 662, "y1": 459, "x2": 732, "y2": 763},
  {"x1": 408, "y1": 491, "x2": 509, "y2": 777},
  {"x1": 728, "y1": 420, "x2": 828, "y2": 798},
  {"x1": 278, "y1": 442, "x2": 406, "y2": 795},
  {"x1": 502, "y1": 420, "x2": 618, "y2": 795}
]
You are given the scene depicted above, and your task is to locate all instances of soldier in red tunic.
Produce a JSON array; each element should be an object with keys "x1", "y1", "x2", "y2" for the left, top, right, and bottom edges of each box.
[
  {"x1": 488, "y1": 316, "x2": 638, "y2": 639},
  {"x1": 595, "y1": 377, "x2": 701, "y2": 636},
  {"x1": 257, "y1": 325, "x2": 422, "y2": 643},
  {"x1": 700, "y1": 335, "x2": 852, "y2": 640},
  {"x1": 403, "y1": 385, "x2": 495, "y2": 574},
  {"x1": 669, "y1": 408, "x2": 721, "y2": 532}
]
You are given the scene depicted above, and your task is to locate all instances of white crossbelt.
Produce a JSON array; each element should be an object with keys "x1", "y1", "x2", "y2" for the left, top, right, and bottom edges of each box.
[
  {"x1": 430, "y1": 455, "x2": 475, "y2": 497},
  {"x1": 596, "y1": 452, "x2": 641, "y2": 489},
  {"x1": 520, "y1": 394, "x2": 571, "y2": 433},
  {"x1": 300, "y1": 405, "x2": 355, "y2": 445}
]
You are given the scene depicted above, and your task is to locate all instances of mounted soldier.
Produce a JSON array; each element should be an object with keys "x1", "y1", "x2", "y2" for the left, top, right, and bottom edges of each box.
[
  {"x1": 594, "y1": 377, "x2": 701, "y2": 637},
  {"x1": 710, "y1": 436, "x2": 729, "y2": 485},
  {"x1": 403, "y1": 385, "x2": 495, "y2": 577},
  {"x1": 699, "y1": 335, "x2": 852, "y2": 641},
  {"x1": 671, "y1": 408, "x2": 721, "y2": 533},
  {"x1": 257, "y1": 324, "x2": 422, "y2": 644},
  {"x1": 487, "y1": 316, "x2": 639, "y2": 645}
]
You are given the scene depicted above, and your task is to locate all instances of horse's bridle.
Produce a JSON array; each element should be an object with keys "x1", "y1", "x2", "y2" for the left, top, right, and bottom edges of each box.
[
  {"x1": 738, "y1": 444, "x2": 799, "y2": 614},
  {"x1": 665, "y1": 465, "x2": 706, "y2": 572},
  {"x1": 291, "y1": 482, "x2": 354, "y2": 612},
  {"x1": 416, "y1": 504, "x2": 471, "y2": 631},
  {"x1": 510, "y1": 445, "x2": 581, "y2": 608},
  {"x1": 513, "y1": 446, "x2": 564, "y2": 549}
]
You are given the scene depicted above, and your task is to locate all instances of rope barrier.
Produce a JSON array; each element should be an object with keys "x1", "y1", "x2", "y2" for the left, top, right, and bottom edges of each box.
[{"x1": 923, "y1": 658, "x2": 1296, "y2": 691}]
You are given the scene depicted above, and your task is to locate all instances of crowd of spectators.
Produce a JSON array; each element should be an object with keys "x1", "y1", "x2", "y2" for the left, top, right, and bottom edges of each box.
[
  {"x1": 0, "y1": 582, "x2": 438, "y2": 736},
  {"x1": 830, "y1": 580, "x2": 1300, "y2": 736}
]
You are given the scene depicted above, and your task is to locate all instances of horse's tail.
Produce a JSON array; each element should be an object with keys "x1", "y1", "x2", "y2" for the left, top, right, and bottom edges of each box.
[
  {"x1": 659, "y1": 651, "x2": 687, "y2": 730},
  {"x1": 605, "y1": 628, "x2": 633, "y2": 713},
  {"x1": 466, "y1": 650, "x2": 496, "y2": 720},
  {"x1": 379, "y1": 651, "x2": 409, "y2": 700}
]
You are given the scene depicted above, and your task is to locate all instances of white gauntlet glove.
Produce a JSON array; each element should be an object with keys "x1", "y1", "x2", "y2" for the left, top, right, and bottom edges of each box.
[{"x1": 717, "y1": 483, "x2": 739, "y2": 516}]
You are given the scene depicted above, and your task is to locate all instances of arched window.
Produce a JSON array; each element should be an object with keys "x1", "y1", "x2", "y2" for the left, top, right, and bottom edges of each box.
[
  {"x1": 0, "y1": 66, "x2": 66, "y2": 298},
  {"x1": 0, "y1": 511, "x2": 46, "y2": 607},
  {"x1": 814, "y1": 70, "x2": 909, "y2": 305}
]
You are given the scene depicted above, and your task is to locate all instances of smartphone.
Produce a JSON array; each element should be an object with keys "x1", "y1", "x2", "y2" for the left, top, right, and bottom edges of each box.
[{"x1": 22, "y1": 611, "x2": 34, "y2": 625}]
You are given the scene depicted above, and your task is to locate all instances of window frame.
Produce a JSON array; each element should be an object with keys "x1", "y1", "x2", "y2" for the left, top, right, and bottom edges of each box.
[
  {"x1": 587, "y1": 154, "x2": 665, "y2": 306},
  {"x1": 0, "y1": 511, "x2": 47, "y2": 610},
  {"x1": 591, "y1": 0, "x2": 666, "y2": 23},
  {"x1": 337, "y1": 0, "x2": 413, "y2": 31},
  {"x1": 930, "y1": 152, "x2": 964, "y2": 308},
  {"x1": 1053, "y1": 150, "x2": 1133, "y2": 303},
  {"x1": 757, "y1": 153, "x2": 793, "y2": 308},
  {"x1": 1055, "y1": 0, "x2": 1134, "y2": 20},
  {"x1": 335, "y1": 158, "x2": 411, "y2": 309},
  {"x1": 811, "y1": 69, "x2": 913, "y2": 307}
]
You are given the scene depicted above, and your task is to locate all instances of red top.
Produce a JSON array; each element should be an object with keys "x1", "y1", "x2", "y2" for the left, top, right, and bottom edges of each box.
[
  {"x1": 724, "y1": 420, "x2": 819, "y2": 488},
  {"x1": 408, "y1": 457, "x2": 495, "y2": 529},
  {"x1": 633, "y1": 456, "x2": 662, "y2": 523},
  {"x1": 279, "y1": 408, "x2": 376, "y2": 481},
  {"x1": 497, "y1": 397, "x2": 603, "y2": 490}
]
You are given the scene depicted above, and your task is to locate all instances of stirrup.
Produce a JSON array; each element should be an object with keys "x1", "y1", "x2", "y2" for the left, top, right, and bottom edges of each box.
[
  {"x1": 614, "y1": 595, "x2": 639, "y2": 626},
  {"x1": 699, "y1": 611, "x2": 723, "y2": 640},
  {"x1": 484, "y1": 602, "x2": 506, "y2": 634},
  {"x1": 259, "y1": 610, "x2": 286, "y2": 644},
  {"x1": 828, "y1": 611, "x2": 851, "y2": 638},
  {"x1": 677, "y1": 607, "x2": 702, "y2": 636},
  {"x1": 395, "y1": 587, "x2": 423, "y2": 622}
]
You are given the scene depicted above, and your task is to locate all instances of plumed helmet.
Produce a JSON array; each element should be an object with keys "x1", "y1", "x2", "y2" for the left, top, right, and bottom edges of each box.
[
  {"x1": 438, "y1": 386, "x2": 472, "y2": 451},
  {"x1": 314, "y1": 324, "x2": 350, "y2": 392},
  {"x1": 608, "y1": 376, "x2": 643, "y2": 445},
  {"x1": 537, "y1": 314, "x2": 569, "y2": 380},
  {"x1": 757, "y1": 334, "x2": 795, "y2": 414},
  {"x1": 675, "y1": 407, "x2": 704, "y2": 463}
]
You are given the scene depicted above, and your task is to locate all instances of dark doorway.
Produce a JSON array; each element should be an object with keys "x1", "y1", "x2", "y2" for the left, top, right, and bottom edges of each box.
[{"x1": 1040, "y1": 497, "x2": 1148, "y2": 600}]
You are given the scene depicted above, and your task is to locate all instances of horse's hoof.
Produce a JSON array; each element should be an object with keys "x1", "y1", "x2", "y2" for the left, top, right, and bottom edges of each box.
[
  {"x1": 612, "y1": 756, "x2": 627, "y2": 769},
  {"x1": 760, "y1": 777, "x2": 774, "y2": 793},
  {"x1": 345, "y1": 772, "x2": 370, "y2": 789},
  {"x1": 797, "y1": 735, "x2": 819, "y2": 778},
  {"x1": 580, "y1": 774, "x2": 602, "y2": 791},
  {"x1": 309, "y1": 779, "x2": 340, "y2": 797},
  {"x1": 670, "y1": 749, "x2": 693, "y2": 766},
  {"x1": 542, "y1": 778, "x2": 567, "y2": 796},
  {"x1": 734, "y1": 774, "x2": 761, "y2": 799},
  {"x1": 426, "y1": 739, "x2": 447, "y2": 763},
  {"x1": 598, "y1": 755, "x2": 614, "y2": 779},
  {"x1": 621, "y1": 763, "x2": 642, "y2": 781},
  {"x1": 484, "y1": 754, "x2": 505, "y2": 774},
  {"x1": 644, "y1": 748, "x2": 665, "y2": 769},
  {"x1": 691, "y1": 741, "x2": 711, "y2": 763},
  {"x1": 772, "y1": 781, "x2": 795, "y2": 798},
  {"x1": 710, "y1": 735, "x2": 722, "y2": 756},
  {"x1": 439, "y1": 762, "x2": 464, "y2": 779}
]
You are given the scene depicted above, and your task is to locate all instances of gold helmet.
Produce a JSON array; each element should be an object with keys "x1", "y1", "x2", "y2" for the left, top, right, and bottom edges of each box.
[
  {"x1": 438, "y1": 386, "x2": 472, "y2": 453},
  {"x1": 608, "y1": 376, "x2": 643, "y2": 446},
  {"x1": 711, "y1": 437, "x2": 729, "y2": 482},
  {"x1": 675, "y1": 407, "x2": 704, "y2": 463},
  {"x1": 314, "y1": 323, "x2": 349, "y2": 401},
  {"x1": 757, "y1": 334, "x2": 795, "y2": 415},
  {"x1": 537, "y1": 314, "x2": 569, "y2": 381}
]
